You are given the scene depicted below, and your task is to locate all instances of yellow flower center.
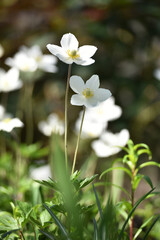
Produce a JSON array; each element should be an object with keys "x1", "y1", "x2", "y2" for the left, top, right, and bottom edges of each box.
[
  {"x1": 3, "y1": 118, "x2": 11, "y2": 123},
  {"x1": 82, "y1": 88, "x2": 94, "y2": 98},
  {"x1": 67, "y1": 49, "x2": 80, "y2": 59}
]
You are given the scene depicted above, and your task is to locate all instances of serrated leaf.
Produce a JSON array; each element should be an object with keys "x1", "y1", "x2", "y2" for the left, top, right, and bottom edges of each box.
[
  {"x1": 40, "y1": 210, "x2": 51, "y2": 226},
  {"x1": 80, "y1": 174, "x2": 98, "y2": 188},
  {"x1": 16, "y1": 201, "x2": 33, "y2": 220}
]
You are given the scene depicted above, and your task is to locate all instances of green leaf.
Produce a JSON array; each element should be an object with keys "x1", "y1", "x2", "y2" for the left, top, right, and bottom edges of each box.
[
  {"x1": 133, "y1": 216, "x2": 154, "y2": 239},
  {"x1": 1, "y1": 229, "x2": 19, "y2": 239},
  {"x1": 40, "y1": 210, "x2": 51, "y2": 226},
  {"x1": 0, "y1": 216, "x2": 19, "y2": 231},
  {"x1": 80, "y1": 174, "x2": 98, "y2": 188},
  {"x1": 118, "y1": 188, "x2": 155, "y2": 240},
  {"x1": 93, "y1": 217, "x2": 98, "y2": 240},
  {"x1": 142, "y1": 215, "x2": 160, "y2": 240},
  {"x1": 43, "y1": 203, "x2": 69, "y2": 239},
  {"x1": 39, "y1": 229, "x2": 55, "y2": 240},
  {"x1": 93, "y1": 184, "x2": 103, "y2": 219},
  {"x1": 138, "y1": 161, "x2": 160, "y2": 170},
  {"x1": 142, "y1": 175, "x2": 154, "y2": 189},
  {"x1": 16, "y1": 201, "x2": 33, "y2": 220},
  {"x1": 100, "y1": 167, "x2": 132, "y2": 179}
]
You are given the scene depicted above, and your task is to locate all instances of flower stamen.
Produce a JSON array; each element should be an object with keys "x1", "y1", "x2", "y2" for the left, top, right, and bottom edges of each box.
[
  {"x1": 82, "y1": 88, "x2": 94, "y2": 98},
  {"x1": 67, "y1": 49, "x2": 80, "y2": 59}
]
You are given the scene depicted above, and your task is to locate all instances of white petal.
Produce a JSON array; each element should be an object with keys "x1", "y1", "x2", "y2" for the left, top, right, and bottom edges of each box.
[
  {"x1": 74, "y1": 58, "x2": 95, "y2": 66},
  {"x1": 71, "y1": 94, "x2": 84, "y2": 106},
  {"x1": 85, "y1": 75, "x2": 100, "y2": 90},
  {"x1": 7, "y1": 68, "x2": 19, "y2": 80},
  {"x1": 70, "y1": 76, "x2": 85, "y2": 93},
  {"x1": 94, "y1": 88, "x2": 112, "y2": 102},
  {"x1": 47, "y1": 44, "x2": 67, "y2": 58},
  {"x1": 85, "y1": 97, "x2": 98, "y2": 108},
  {"x1": 56, "y1": 53, "x2": 73, "y2": 64},
  {"x1": 91, "y1": 140, "x2": 120, "y2": 158},
  {"x1": 78, "y1": 45, "x2": 97, "y2": 59},
  {"x1": 60, "y1": 33, "x2": 79, "y2": 50}
]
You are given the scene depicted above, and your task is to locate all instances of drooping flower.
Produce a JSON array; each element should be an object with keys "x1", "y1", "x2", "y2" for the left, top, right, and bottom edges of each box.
[
  {"x1": 5, "y1": 45, "x2": 57, "y2": 73},
  {"x1": 70, "y1": 75, "x2": 112, "y2": 108},
  {"x1": 0, "y1": 68, "x2": 23, "y2": 92},
  {"x1": 38, "y1": 113, "x2": 64, "y2": 136},
  {"x1": 0, "y1": 114, "x2": 24, "y2": 132},
  {"x1": 91, "y1": 129, "x2": 130, "y2": 158},
  {"x1": 47, "y1": 33, "x2": 97, "y2": 66},
  {"x1": 20, "y1": 45, "x2": 58, "y2": 73}
]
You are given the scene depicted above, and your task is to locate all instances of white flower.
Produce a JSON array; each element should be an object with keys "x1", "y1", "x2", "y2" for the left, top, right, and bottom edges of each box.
[
  {"x1": 91, "y1": 129, "x2": 130, "y2": 158},
  {"x1": 0, "y1": 44, "x2": 4, "y2": 58},
  {"x1": 0, "y1": 105, "x2": 5, "y2": 119},
  {"x1": 20, "y1": 45, "x2": 58, "y2": 73},
  {"x1": 75, "y1": 117, "x2": 107, "y2": 138},
  {"x1": 70, "y1": 75, "x2": 112, "y2": 108},
  {"x1": 5, "y1": 51, "x2": 37, "y2": 72},
  {"x1": 30, "y1": 164, "x2": 52, "y2": 180},
  {"x1": 0, "y1": 115, "x2": 24, "y2": 132},
  {"x1": 82, "y1": 97, "x2": 122, "y2": 123},
  {"x1": 0, "y1": 68, "x2": 23, "y2": 92},
  {"x1": 38, "y1": 113, "x2": 64, "y2": 136},
  {"x1": 47, "y1": 33, "x2": 97, "y2": 65},
  {"x1": 153, "y1": 68, "x2": 160, "y2": 81}
]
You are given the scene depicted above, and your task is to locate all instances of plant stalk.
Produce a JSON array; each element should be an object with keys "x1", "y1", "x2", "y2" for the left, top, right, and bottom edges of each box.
[
  {"x1": 64, "y1": 64, "x2": 72, "y2": 168},
  {"x1": 130, "y1": 169, "x2": 135, "y2": 240},
  {"x1": 72, "y1": 106, "x2": 86, "y2": 174}
]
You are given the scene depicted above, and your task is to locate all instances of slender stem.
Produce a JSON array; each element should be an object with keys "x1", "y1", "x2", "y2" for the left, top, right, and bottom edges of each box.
[
  {"x1": 72, "y1": 106, "x2": 86, "y2": 174},
  {"x1": 25, "y1": 82, "x2": 34, "y2": 144},
  {"x1": 64, "y1": 64, "x2": 72, "y2": 168},
  {"x1": 130, "y1": 169, "x2": 135, "y2": 240}
]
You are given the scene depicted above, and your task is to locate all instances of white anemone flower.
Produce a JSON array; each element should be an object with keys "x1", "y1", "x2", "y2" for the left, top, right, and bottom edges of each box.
[
  {"x1": 0, "y1": 105, "x2": 5, "y2": 119},
  {"x1": 30, "y1": 164, "x2": 52, "y2": 180},
  {"x1": 5, "y1": 51, "x2": 37, "y2": 72},
  {"x1": 38, "y1": 113, "x2": 64, "y2": 136},
  {"x1": 75, "y1": 117, "x2": 107, "y2": 138},
  {"x1": 20, "y1": 45, "x2": 58, "y2": 73},
  {"x1": 47, "y1": 33, "x2": 97, "y2": 66},
  {"x1": 153, "y1": 68, "x2": 160, "y2": 81},
  {"x1": 91, "y1": 129, "x2": 130, "y2": 158},
  {"x1": 0, "y1": 115, "x2": 24, "y2": 132},
  {"x1": 70, "y1": 75, "x2": 112, "y2": 108},
  {"x1": 0, "y1": 44, "x2": 4, "y2": 58},
  {"x1": 83, "y1": 97, "x2": 122, "y2": 123},
  {"x1": 0, "y1": 68, "x2": 23, "y2": 92}
]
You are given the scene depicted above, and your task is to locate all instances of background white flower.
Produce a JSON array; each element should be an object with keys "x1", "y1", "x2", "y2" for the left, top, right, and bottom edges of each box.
[
  {"x1": 0, "y1": 115, "x2": 24, "y2": 132},
  {"x1": 38, "y1": 113, "x2": 64, "y2": 136},
  {"x1": 70, "y1": 75, "x2": 112, "y2": 108},
  {"x1": 153, "y1": 68, "x2": 160, "y2": 81},
  {"x1": 75, "y1": 116, "x2": 107, "y2": 138},
  {"x1": 47, "y1": 33, "x2": 97, "y2": 66},
  {"x1": 20, "y1": 45, "x2": 58, "y2": 73},
  {"x1": 5, "y1": 51, "x2": 37, "y2": 72},
  {"x1": 0, "y1": 68, "x2": 23, "y2": 92},
  {"x1": 0, "y1": 105, "x2": 5, "y2": 119},
  {"x1": 0, "y1": 44, "x2": 4, "y2": 58},
  {"x1": 5, "y1": 45, "x2": 57, "y2": 73},
  {"x1": 91, "y1": 129, "x2": 130, "y2": 158},
  {"x1": 29, "y1": 164, "x2": 52, "y2": 180},
  {"x1": 82, "y1": 97, "x2": 122, "y2": 123}
]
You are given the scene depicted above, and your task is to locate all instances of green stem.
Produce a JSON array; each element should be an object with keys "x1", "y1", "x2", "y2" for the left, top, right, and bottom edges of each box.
[
  {"x1": 130, "y1": 169, "x2": 135, "y2": 240},
  {"x1": 72, "y1": 106, "x2": 86, "y2": 174},
  {"x1": 64, "y1": 64, "x2": 72, "y2": 168}
]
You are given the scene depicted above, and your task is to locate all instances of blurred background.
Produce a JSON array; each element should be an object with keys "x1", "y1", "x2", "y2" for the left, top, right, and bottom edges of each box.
[{"x1": 0, "y1": 0, "x2": 160, "y2": 181}]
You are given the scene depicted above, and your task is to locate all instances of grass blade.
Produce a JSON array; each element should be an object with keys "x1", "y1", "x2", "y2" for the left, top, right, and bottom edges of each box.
[
  {"x1": 93, "y1": 184, "x2": 103, "y2": 219},
  {"x1": 118, "y1": 188, "x2": 155, "y2": 240},
  {"x1": 39, "y1": 229, "x2": 55, "y2": 240},
  {"x1": 43, "y1": 203, "x2": 69, "y2": 239},
  {"x1": 93, "y1": 217, "x2": 98, "y2": 240},
  {"x1": 142, "y1": 215, "x2": 160, "y2": 240}
]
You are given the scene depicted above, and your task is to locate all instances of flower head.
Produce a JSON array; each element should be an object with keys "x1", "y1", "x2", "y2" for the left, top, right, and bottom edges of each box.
[
  {"x1": 38, "y1": 113, "x2": 64, "y2": 136},
  {"x1": 47, "y1": 33, "x2": 97, "y2": 65},
  {"x1": 91, "y1": 129, "x2": 130, "y2": 158},
  {"x1": 70, "y1": 75, "x2": 112, "y2": 108},
  {"x1": 0, "y1": 115, "x2": 24, "y2": 132},
  {"x1": 0, "y1": 68, "x2": 23, "y2": 92},
  {"x1": 5, "y1": 45, "x2": 57, "y2": 73}
]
